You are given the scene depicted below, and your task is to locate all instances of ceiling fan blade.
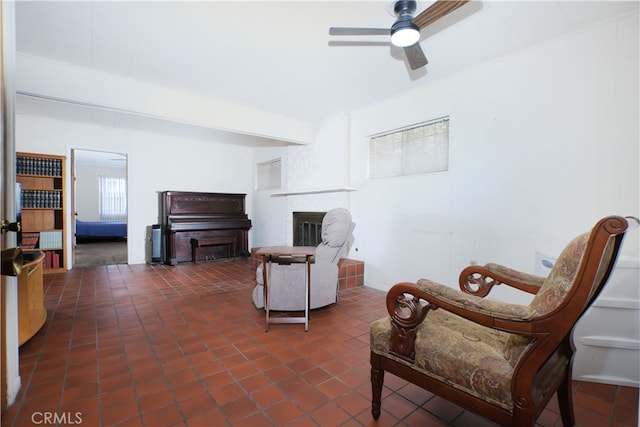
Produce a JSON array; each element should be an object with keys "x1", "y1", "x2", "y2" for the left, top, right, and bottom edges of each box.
[
  {"x1": 413, "y1": 0, "x2": 470, "y2": 29},
  {"x1": 404, "y1": 43, "x2": 428, "y2": 70},
  {"x1": 329, "y1": 27, "x2": 390, "y2": 36},
  {"x1": 329, "y1": 41, "x2": 391, "y2": 47}
]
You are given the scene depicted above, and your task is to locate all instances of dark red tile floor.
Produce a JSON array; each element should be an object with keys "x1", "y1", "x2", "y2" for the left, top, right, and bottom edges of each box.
[{"x1": 3, "y1": 259, "x2": 637, "y2": 426}]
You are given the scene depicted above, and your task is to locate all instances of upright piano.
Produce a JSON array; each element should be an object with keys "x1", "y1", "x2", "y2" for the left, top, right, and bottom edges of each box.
[{"x1": 161, "y1": 191, "x2": 252, "y2": 265}]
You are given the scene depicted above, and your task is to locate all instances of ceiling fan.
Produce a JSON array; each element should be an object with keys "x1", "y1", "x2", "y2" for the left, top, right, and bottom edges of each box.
[{"x1": 329, "y1": 0, "x2": 470, "y2": 70}]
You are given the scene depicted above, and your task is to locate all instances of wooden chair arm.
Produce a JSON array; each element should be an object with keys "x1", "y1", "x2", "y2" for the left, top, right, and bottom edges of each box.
[
  {"x1": 385, "y1": 282, "x2": 435, "y2": 361},
  {"x1": 417, "y1": 279, "x2": 535, "y2": 323},
  {"x1": 458, "y1": 263, "x2": 546, "y2": 297}
]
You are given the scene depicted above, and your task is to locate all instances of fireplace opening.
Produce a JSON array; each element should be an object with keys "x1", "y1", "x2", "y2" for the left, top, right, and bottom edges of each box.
[{"x1": 293, "y1": 211, "x2": 326, "y2": 247}]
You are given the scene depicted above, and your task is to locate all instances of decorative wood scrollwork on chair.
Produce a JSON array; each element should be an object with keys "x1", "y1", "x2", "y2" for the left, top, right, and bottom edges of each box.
[{"x1": 387, "y1": 284, "x2": 436, "y2": 361}]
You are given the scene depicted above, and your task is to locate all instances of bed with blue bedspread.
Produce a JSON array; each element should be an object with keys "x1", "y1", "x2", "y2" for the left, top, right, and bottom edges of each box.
[{"x1": 76, "y1": 219, "x2": 127, "y2": 240}]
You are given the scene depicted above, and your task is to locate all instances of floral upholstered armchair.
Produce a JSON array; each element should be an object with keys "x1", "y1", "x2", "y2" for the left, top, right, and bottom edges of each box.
[
  {"x1": 370, "y1": 215, "x2": 635, "y2": 426},
  {"x1": 252, "y1": 208, "x2": 355, "y2": 311}
]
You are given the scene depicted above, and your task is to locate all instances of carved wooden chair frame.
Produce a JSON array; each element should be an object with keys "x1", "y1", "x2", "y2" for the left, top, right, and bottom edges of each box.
[{"x1": 370, "y1": 215, "x2": 633, "y2": 426}]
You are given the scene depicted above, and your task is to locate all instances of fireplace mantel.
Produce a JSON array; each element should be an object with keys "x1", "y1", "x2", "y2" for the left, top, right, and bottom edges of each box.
[{"x1": 271, "y1": 186, "x2": 357, "y2": 197}]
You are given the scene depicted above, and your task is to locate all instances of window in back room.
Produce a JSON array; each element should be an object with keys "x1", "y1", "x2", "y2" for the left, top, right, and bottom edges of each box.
[
  {"x1": 99, "y1": 175, "x2": 127, "y2": 221},
  {"x1": 369, "y1": 116, "x2": 449, "y2": 179}
]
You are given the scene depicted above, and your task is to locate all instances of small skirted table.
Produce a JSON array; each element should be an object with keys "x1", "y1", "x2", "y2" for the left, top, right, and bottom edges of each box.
[{"x1": 256, "y1": 246, "x2": 315, "y2": 332}]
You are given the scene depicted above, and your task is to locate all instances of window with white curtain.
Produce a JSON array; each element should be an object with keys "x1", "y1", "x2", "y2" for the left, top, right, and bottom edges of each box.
[
  {"x1": 99, "y1": 175, "x2": 127, "y2": 221},
  {"x1": 256, "y1": 159, "x2": 281, "y2": 190},
  {"x1": 369, "y1": 117, "x2": 449, "y2": 179}
]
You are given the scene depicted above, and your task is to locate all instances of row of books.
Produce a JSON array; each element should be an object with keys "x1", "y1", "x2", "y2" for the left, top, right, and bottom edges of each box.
[
  {"x1": 43, "y1": 251, "x2": 62, "y2": 269},
  {"x1": 39, "y1": 231, "x2": 63, "y2": 249},
  {"x1": 20, "y1": 231, "x2": 63, "y2": 250},
  {"x1": 17, "y1": 156, "x2": 62, "y2": 177},
  {"x1": 20, "y1": 232, "x2": 40, "y2": 249},
  {"x1": 21, "y1": 190, "x2": 63, "y2": 209}
]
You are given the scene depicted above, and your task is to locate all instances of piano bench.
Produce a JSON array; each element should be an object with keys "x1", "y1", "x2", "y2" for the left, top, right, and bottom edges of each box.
[{"x1": 190, "y1": 238, "x2": 237, "y2": 263}]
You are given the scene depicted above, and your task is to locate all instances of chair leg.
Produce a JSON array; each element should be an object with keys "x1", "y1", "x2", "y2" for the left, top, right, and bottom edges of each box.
[
  {"x1": 557, "y1": 369, "x2": 575, "y2": 426},
  {"x1": 371, "y1": 364, "x2": 384, "y2": 420}
]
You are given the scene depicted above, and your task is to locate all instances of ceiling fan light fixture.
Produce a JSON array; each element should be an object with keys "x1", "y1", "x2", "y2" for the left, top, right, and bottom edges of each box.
[{"x1": 390, "y1": 20, "x2": 420, "y2": 47}]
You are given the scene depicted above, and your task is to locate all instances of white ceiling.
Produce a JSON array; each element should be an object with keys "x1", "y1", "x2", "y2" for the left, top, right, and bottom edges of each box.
[
  {"x1": 14, "y1": 1, "x2": 639, "y2": 135},
  {"x1": 73, "y1": 148, "x2": 127, "y2": 167}
]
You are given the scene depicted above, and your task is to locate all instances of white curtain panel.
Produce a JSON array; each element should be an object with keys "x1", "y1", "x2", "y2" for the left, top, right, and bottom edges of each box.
[{"x1": 99, "y1": 175, "x2": 127, "y2": 221}]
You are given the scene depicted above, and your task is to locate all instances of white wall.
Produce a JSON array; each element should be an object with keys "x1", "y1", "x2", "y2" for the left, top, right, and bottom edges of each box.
[
  {"x1": 252, "y1": 146, "x2": 288, "y2": 247},
  {"x1": 251, "y1": 113, "x2": 354, "y2": 247},
  {"x1": 16, "y1": 115, "x2": 254, "y2": 266},
  {"x1": 347, "y1": 10, "x2": 639, "y2": 301}
]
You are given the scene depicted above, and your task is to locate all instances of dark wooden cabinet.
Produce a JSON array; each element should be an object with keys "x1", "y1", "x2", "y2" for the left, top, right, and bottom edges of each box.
[{"x1": 160, "y1": 191, "x2": 251, "y2": 265}]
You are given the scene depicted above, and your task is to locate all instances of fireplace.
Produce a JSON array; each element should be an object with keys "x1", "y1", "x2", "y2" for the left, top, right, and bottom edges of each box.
[
  {"x1": 252, "y1": 210, "x2": 364, "y2": 290},
  {"x1": 292, "y1": 211, "x2": 325, "y2": 246}
]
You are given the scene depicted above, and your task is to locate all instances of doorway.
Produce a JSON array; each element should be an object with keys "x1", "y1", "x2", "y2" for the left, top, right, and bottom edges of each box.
[{"x1": 71, "y1": 149, "x2": 128, "y2": 267}]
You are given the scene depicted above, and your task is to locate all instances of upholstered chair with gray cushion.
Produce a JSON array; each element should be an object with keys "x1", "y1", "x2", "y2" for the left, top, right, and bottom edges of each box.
[
  {"x1": 370, "y1": 215, "x2": 634, "y2": 426},
  {"x1": 252, "y1": 208, "x2": 355, "y2": 310}
]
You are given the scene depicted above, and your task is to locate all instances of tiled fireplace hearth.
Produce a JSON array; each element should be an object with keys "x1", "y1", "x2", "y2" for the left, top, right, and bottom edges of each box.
[
  {"x1": 250, "y1": 248, "x2": 364, "y2": 290},
  {"x1": 336, "y1": 258, "x2": 365, "y2": 289}
]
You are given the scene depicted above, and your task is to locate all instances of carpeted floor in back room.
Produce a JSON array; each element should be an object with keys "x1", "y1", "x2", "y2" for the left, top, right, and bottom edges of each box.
[{"x1": 74, "y1": 240, "x2": 127, "y2": 267}]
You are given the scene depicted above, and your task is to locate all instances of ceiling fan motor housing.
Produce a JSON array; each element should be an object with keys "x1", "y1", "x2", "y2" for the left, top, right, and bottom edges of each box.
[
  {"x1": 390, "y1": 0, "x2": 420, "y2": 47},
  {"x1": 393, "y1": 0, "x2": 417, "y2": 20}
]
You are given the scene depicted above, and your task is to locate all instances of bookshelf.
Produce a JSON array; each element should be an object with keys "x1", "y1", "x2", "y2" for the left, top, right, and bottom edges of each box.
[{"x1": 16, "y1": 152, "x2": 67, "y2": 273}]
